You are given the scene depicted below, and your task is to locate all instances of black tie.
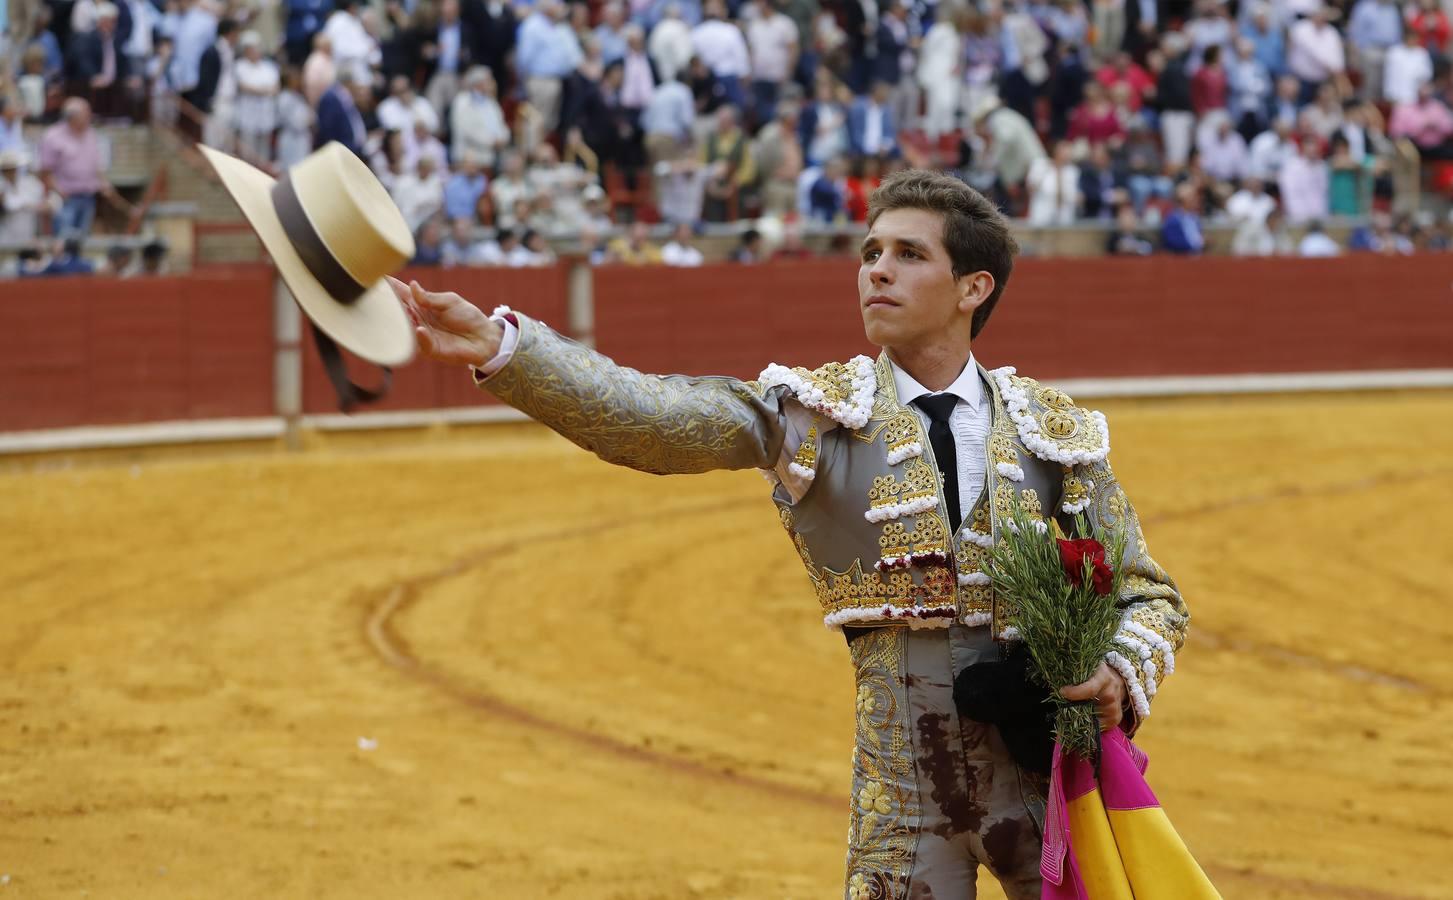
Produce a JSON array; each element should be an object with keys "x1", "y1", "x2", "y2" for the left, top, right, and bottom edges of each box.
[{"x1": 914, "y1": 394, "x2": 961, "y2": 532}]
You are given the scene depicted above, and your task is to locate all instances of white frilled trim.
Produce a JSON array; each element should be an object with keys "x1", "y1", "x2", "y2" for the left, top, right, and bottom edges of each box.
[
  {"x1": 1114, "y1": 633, "x2": 1153, "y2": 662},
  {"x1": 863, "y1": 494, "x2": 938, "y2": 523},
  {"x1": 823, "y1": 605, "x2": 957, "y2": 629},
  {"x1": 1032, "y1": 520, "x2": 1049, "y2": 535},
  {"x1": 788, "y1": 462, "x2": 816, "y2": 481},
  {"x1": 963, "y1": 530, "x2": 995, "y2": 548},
  {"x1": 1106, "y1": 650, "x2": 1152, "y2": 718},
  {"x1": 1061, "y1": 497, "x2": 1092, "y2": 514},
  {"x1": 1122, "y1": 619, "x2": 1176, "y2": 675},
  {"x1": 997, "y1": 625, "x2": 1022, "y2": 641},
  {"x1": 989, "y1": 367, "x2": 1111, "y2": 466},
  {"x1": 1141, "y1": 660, "x2": 1159, "y2": 697},
  {"x1": 886, "y1": 442, "x2": 923, "y2": 465},
  {"x1": 759, "y1": 355, "x2": 877, "y2": 430},
  {"x1": 960, "y1": 611, "x2": 993, "y2": 627},
  {"x1": 996, "y1": 462, "x2": 1025, "y2": 482},
  {"x1": 491, "y1": 304, "x2": 513, "y2": 316},
  {"x1": 957, "y1": 571, "x2": 992, "y2": 586}
]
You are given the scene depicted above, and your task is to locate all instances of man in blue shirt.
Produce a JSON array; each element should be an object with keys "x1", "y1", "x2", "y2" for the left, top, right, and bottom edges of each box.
[
  {"x1": 444, "y1": 153, "x2": 489, "y2": 223},
  {"x1": 516, "y1": 0, "x2": 582, "y2": 133},
  {"x1": 1160, "y1": 184, "x2": 1205, "y2": 255},
  {"x1": 1346, "y1": 0, "x2": 1402, "y2": 101},
  {"x1": 286, "y1": 0, "x2": 333, "y2": 64}
]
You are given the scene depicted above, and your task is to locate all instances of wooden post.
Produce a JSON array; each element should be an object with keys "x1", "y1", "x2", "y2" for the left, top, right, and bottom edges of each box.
[
  {"x1": 273, "y1": 275, "x2": 303, "y2": 450},
  {"x1": 566, "y1": 257, "x2": 595, "y2": 348}
]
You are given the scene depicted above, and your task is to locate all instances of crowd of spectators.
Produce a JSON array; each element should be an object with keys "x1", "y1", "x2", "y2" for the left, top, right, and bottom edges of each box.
[{"x1": 4, "y1": 0, "x2": 1453, "y2": 266}]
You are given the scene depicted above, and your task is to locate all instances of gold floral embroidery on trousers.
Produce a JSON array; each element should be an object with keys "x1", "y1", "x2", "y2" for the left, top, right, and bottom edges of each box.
[{"x1": 845, "y1": 628, "x2": 917, "y2": 900}]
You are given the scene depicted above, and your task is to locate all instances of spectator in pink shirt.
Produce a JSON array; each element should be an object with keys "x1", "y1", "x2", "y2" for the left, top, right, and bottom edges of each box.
[
  {"x1": 37, "y1": 97, "x2": 134, "y2": 237},
  {"x1": 1389, "y1": 83, "x2": 1453, "y2": 158},
  {"x1": 1067, "y1": 82, "x2": 1125, "y2": 144},
  {"x1": 1278, "y1": 135, "x2": 1331, "y2": 224}
]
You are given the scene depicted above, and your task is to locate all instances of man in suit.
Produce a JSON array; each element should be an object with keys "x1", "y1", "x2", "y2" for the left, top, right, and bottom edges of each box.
[
  {"x1": 391, "y1": 168, "x2": 1192, "y2": 900},
  {"x1": 66, "y1": 2, "x2": 129, "y2": 118},
  {"x1": 315, "y1": 69, "x2": 369, "y2": 158},
  {"x1": 182, "y1": 18, "x2": 238, "y2": 116},
  {"x1": 848, "y1": 80, "x2": 899, "y2": 157}
]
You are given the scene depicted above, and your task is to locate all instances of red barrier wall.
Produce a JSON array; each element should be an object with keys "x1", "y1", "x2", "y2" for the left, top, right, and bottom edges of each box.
[
  {"x1": 299, "y1": 266, "x2": 567, "y2": 413},
  {"x1": 592, "y1": 256, "x2": 1453, "y2": 379},
  {"x1": 0, "y1": 266, "x2": 276, "y2": 431},
  {"x1": 2, "y1": 256, "x2": 1449, "y2": 433}
]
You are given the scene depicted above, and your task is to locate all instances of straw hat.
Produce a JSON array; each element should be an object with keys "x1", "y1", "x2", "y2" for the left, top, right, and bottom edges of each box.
[{"x1": 199, "y1": 142, "x2": 416, "y2": 366}]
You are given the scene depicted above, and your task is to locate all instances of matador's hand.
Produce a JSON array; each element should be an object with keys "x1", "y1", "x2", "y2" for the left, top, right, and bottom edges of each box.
[
  {"x1": 1060, "y1": 661, "x2": 1129, "y2": 733},
  {"x1": 388, "y1": 276, "x2": 503, "y2": 369}
]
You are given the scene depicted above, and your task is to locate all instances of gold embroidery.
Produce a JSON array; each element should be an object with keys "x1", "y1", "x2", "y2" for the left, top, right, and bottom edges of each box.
[
  {"x1": 815, "y1": 560, "x2": 956, "y2": 618},
  {"x1": 993, "y1": 482, "x2": 1016, "y2": 519},
  {"x1": 867, "y1": 458, "x2": 939, "y2": 515},
  {"x1": 1038, "y1": 386, "x2": 1075, "y2": 411},
  {"x1": 792, "y1": 424, "x2": 818, "y2": 472},
  {"x1": 882, "y1": 413, "x2": 925, "y2": 461},
  {"x1": 877, "y1": 513, "x2": 949, "y2": 562},
  {"x1": 989, "y1": 432, "x2": 1019, "y2": 466},
  {"x1": 1061, "y1": 466, "x2": 1089, "y2": 510},
  {"x1": 1040, "y1": 410, "x2": 1080, "y2": 440},
  {"x1": 1020, "y1": 488, "x2": 1042, "y2": 517},
  {"x1": 846, "y1": 628, "x2": 916, "y2": 900},
  {"x1": 483, "y1": 316, "x2": 776, "y2": 475}
]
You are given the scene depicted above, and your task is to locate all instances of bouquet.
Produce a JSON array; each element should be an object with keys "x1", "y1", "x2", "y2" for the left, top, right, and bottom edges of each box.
[{"x1": 981, "y1": 499, "x2": 1128, "y2": 762}]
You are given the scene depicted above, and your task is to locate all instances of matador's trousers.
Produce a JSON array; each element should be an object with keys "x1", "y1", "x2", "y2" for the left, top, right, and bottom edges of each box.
[{"x1": 844, "y1": 624, "x2": 1048, "y2": 900}]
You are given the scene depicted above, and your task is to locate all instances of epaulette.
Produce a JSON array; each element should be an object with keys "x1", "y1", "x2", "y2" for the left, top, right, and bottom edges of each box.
[
  {"x1": 987, "y1": 367, "x2": 1110, "y2": 466},
  {"x1": 758, "y1": 356, "x2": 877, "y2": 429}
]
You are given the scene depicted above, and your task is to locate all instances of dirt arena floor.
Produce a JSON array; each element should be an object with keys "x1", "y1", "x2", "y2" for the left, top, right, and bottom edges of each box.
[{"x1": 3, "y1": 389, "x2": 1452, "y2": 899}]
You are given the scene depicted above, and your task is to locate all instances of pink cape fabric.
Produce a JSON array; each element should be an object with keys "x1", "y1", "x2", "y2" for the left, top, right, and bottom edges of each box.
[{"x1": 1041, "y1": 728, "x2": 1221, "y2": 899}]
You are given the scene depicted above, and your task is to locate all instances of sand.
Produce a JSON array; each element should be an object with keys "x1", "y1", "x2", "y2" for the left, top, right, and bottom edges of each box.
[{"x1": 2, "y1": 390, "x2": 1451, "y2": 899}]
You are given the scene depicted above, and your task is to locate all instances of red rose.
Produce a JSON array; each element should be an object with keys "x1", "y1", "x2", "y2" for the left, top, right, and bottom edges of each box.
[{"x1": 1057, "y1": 537, "x2": 1115, "y2": 596}]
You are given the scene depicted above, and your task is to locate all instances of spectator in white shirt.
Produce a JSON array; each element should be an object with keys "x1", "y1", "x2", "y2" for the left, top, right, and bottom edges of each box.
[
  {"x1": 691, "y1": 0, "x2": 750, "y2": 108},
  {"x1": 378, "y1": 75, "x2": 440, "y2": 135},
  {"x1": 648, "y1": 3, "x2": 693, "y2": 83},
  {"x1": 323, "y1": 0, "x2": 378, "y2": 84},
  {"x1": 662, "y1": 222, "x2": 705, "y2": 265},
  {"x1": 1226, "y1": 177, "x2": 1277, "y2": 255},
  {"x1": 392, "y1": 155, "x2": 446, "y2": 232},
  {"x1": 489, "y1": 151, "x2": 534, "y2": 229},
  {"x1": 1298, "y1": 220, "x2": 1342, "y2": 256},
  {"x1": 0, "y1": 151, "x2": 47, "y2": 243},
  {"x1": 745, "y1": 0, "x2": 798, "y2": 124},
  {"x1": 1025, "y1": 140, "x2": 1081, "y2": 226},
  {"x1": 1248, "y1": 118, "x2": 1296, "y2": 181},
  {"x1": 1383, "y1": 29, "x2": 1433, "y2": 106},
  {"x1": 451, "y1": 67, "x2": 510, "y2": 168},
  {"x1": 1287, "y1": 8, "x2": 1346, "y2": 100},
  {"x1": 1197, "y1": 113, "x2": 1249, "y2": 182}
]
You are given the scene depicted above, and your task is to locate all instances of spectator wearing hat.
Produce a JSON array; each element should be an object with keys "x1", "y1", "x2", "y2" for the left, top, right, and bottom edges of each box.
[
  {"x1": 38, "y1": 98, "x2": 135, "y2": 237},
  {"x1": 0, "y1": 151, "x2": 47, "y2": 243},
  {"x1": 234, "y1": 31, "x2": 281, "y2": 163}
]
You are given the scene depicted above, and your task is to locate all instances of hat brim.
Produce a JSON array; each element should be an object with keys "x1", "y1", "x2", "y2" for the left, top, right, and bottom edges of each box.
[{"x1": 199, "y1": 145, "x2": 416, "y2": 367}]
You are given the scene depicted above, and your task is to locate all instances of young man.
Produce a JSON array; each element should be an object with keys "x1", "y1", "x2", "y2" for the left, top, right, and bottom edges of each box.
[{"x1": 394, "y1": 169, "x2": 1189, "y2": 899}]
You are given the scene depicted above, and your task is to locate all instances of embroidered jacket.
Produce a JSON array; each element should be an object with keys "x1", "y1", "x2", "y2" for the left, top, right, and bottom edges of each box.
[{"x1": 477, "y1": 312, "x2": 1189, "y2": 718}]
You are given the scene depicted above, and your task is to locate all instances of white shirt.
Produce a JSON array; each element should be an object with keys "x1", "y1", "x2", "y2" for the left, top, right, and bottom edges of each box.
[
  {"x1": 1298, "y1": 232, "x2": 1341, "y2": 257},
  {"x1": 1287, "y1": 20, "x2": 1345, "y2": 83},
  {"x1": 1384, "y1": 43, "x2": 1433, "y2": 105},
  {"x1": 378, "y1": 95, "x2": 440, "y2": 135},
  {"x1": 662, "y1": 241, "x2": 704, "y2": 266},
  {"x1": 323, "y1": 10, "x2": 378, "y2": 83},
  {"x1": 691, "y1": 19, "x2": 751, "y2": 78},
  {"x1": 747, "y1": 12, "x2": 798, "y2": 82},
  {"x1": 390, "y1": 171, "x2": 445, "y2": 232},
  {"x1": 648, "y1": 18, "x2": 693, "y2": 82}
]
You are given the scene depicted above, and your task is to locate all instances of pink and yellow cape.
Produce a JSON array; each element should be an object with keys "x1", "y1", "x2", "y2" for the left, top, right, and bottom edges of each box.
[{"x1": 1041, "y1": 728, "x2": 1221, "y2": 899}]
